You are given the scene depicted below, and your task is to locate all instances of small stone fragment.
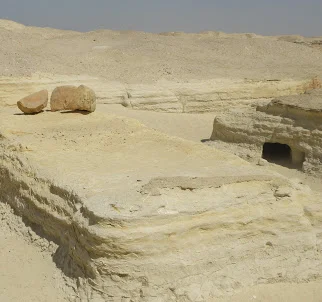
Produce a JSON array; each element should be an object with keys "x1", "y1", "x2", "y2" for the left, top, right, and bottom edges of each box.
[
  {"x1": 257, "y1": 158, "x2": 268, "y2": 166},
  {"x1": 17, "y1": 90, "x2": 48, "y2": 114},
  {"x1": 275, "y1": 187, "x2": 292, "y2": 198},
  {"x1": 50, "y1": 85, "x2": 96, "y2": 112}
]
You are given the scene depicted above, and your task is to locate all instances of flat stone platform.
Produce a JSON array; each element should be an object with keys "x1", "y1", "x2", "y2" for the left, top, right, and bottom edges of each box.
[
  {"x1": 1, "y1": 105, "x2": 272, "y2": 218},
  {"x1": 265, "y1": 88, "x2": 322, "y2": 112},
  {"x1": 1, "y1": 105, "x2": 322, "y2": 301}
]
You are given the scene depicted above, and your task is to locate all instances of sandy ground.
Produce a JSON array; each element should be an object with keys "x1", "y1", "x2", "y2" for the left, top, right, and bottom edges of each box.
[
  {"x1": 216, "y1": 281, "x2": 322, "y2": 302},
  {"x1": 105, "y1": 104, "x2": 322, "y2": 193},
  {"x1": 0, "y1": 203, "x2": 77, "y2": 302},
  {"x1": 1, "y1": 19, "x2": 322, "y2": 82},
  {"x1": 102, "y1": 104, "x2": 216, "y2": 142}
]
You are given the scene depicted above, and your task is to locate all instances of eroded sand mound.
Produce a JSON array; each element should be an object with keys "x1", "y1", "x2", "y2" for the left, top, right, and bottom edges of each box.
[{"x1": 0, "y1": 19, "x2": 322, "y2": 82}]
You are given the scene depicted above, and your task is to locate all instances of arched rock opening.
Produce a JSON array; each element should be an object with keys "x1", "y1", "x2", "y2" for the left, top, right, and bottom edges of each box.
[{"x1": 262, "y1": 142, "x2": 305, "y2": 169}]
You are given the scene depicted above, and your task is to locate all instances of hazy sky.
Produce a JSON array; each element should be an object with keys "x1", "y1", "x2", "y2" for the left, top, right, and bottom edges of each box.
[{"x1": 0, "y1": 0, "x2": 321, "y2": 36}]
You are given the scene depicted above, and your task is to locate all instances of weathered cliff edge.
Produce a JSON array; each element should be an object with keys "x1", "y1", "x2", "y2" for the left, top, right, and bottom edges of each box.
[
  {"x1": 210, "y1": 89, "x2": 322, "y2": 176},
  {"x1": 1, "y1": 105, "x2": 322, "y2": 301},
  {"x1": 0, "y1": 75, "x2": 318, "y2": 113}
]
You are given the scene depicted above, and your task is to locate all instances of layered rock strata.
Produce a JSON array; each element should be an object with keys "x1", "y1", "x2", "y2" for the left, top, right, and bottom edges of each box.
[
  {"x1": 0, "y1": 75, "x2": 317, "y2": 113},
  {"x1": 211, "y1": 89, "x2": 322, "y2": 176},
  {"x1": 1, "y1": 105, "x2": 322, "y2": 301}
]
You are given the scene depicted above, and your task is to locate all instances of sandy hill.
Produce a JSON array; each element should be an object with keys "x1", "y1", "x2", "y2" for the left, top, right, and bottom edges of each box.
[{"x1": 1, "y1": 19, "x2": 322, "y2": 83}]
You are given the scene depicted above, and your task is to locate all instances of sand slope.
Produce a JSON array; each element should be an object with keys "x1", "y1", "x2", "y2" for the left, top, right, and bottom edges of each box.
[
  {"x1": 0, "y1": 203, "x2": 77, "y2": 302},
  {"x1": 0, "y1": 19, "x2": 322, "y2": 83}
]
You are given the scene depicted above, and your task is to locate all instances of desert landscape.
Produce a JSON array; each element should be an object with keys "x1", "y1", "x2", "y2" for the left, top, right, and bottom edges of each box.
[{"x1": 1, "y1": 19, "x2": 322, "y2": 302}]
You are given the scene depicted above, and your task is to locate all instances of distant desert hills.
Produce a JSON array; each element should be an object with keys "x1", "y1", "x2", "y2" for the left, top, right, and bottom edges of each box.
[{"x1": 0, "y1": 19, "x2": 321, "y2": 83}]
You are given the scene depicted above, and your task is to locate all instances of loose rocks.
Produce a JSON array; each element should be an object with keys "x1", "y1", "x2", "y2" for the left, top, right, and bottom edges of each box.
[
  {"x1": 50, "y1": 85, "x2": 96, "y2": 112},
  {"x1": 17, "y1": 90, "x2": 48, "y2": 114}
]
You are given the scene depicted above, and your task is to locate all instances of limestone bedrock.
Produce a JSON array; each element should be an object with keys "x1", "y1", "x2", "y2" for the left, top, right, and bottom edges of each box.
[
  {"x1": 1, "y1": 104, "x2": 322, "y2": 301},
  {"x1": 17, "y1": 89, "x2": 48, "y2": 114},
  {"x1": 1, "y1": 75, "x2": 318, "y2": 113},
  {"x1": 211, "y1": 89, "x2": 322, "y2": 176}
]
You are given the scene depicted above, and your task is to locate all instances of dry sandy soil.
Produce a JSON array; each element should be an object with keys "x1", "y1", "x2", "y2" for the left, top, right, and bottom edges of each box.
[
  {"x1": 105, "y1": 104, "x2": 322, "y2": 193},
  {"x1": 1, "y1": 19, "x2": 322, "y2": 83},
  {"x1": 1, "y1": 19, "x2": 322, "y2": 301},
  {"x1": 0, "y1": 202, "x2": 77, "y2": 302}
]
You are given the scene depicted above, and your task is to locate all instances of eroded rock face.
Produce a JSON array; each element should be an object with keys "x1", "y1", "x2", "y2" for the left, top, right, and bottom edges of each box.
[
  {"x1": 257, "y1": 88, "x2": 322, "y2": 124},
  {"x1": 1, "y1": 106, "x2": 322, "y2": 301},
  {"x1": 210, "y1": 91, "x2": 322, "y2": 176},
  {"x1": 123, "y1": 79, "x2": 315, "y2": 113},
  {"x1": 50, "y1": 85, "x2": 96, "y2": 112},
  {"x1": 2, "y1": 76, "x2": 319, "y2": 113},
  {"x1": 17, "y1": 90, "x2": 48, "y2": 114}
]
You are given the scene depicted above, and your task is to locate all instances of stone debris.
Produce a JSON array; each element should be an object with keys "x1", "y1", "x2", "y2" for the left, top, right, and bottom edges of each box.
[
  {"x1": 17, "y1": 89, "x2": 48, "y2": 114},
  {"x1": 50, "y1": 85, "x2": 96, "y2": 112},
  {"x1": 257, "y1": 158, "x2": 268, "y2": 166}
]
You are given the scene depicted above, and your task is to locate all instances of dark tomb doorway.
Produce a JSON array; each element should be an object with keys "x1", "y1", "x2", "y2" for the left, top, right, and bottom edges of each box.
[{"x1": 262, "y1": 142, "x2": 292, "y2": 167}]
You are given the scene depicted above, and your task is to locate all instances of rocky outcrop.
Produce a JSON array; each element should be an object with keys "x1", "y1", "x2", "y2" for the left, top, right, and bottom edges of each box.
[
  {"x1": 1, "y1": 105, "x2": 322, "y2": 301},
  {"x1": 210, "y1": 90, "x2": 322, "y2": 176},
  {"x1": 0, "y1": 75, "x2": 318, "y2": 113},
  {"x1": 123, "y1": 79, "x2": 317, "y2": 113},
  {"x1": 17, "y1": 89, "x2": 48, "y2": 114},
  {"x1": 257, "y1": 88, "x2": 322, "y2": 130},
  {"x1": 50, "y1": 85, "x2": 96, "y2": 112}
]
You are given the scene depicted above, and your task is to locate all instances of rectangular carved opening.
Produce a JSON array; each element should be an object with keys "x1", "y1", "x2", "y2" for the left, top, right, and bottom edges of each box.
[{"x1": 262, "y1": 142, "x2": 304, "y2": 169}]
